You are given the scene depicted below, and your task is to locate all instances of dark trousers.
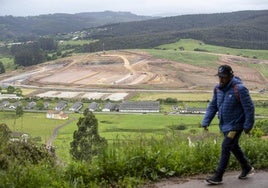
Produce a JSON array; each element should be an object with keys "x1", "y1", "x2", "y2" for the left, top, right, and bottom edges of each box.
[{"x1": 217, "y1": 130, "x2": 250, "y2": 173}]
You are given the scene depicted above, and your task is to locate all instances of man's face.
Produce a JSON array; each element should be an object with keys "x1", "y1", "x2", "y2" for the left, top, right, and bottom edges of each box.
[{"x1": 218, "y1": 75, "x2": 232, "y2": 87}]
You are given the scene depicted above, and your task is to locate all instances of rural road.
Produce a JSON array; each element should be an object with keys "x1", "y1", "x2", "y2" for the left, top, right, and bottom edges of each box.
[
  {"x1": 146, "y1": 170, "x2": 268, "y2": 188},
  {"x1": 46, "y1": 117, "x2": 77, "y2": 147}
]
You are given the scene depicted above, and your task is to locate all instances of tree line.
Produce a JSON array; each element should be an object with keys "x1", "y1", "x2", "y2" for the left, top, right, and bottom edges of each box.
[
  {"x1": 9, "y1": 37, "x2": 57, "y2": 67},
  {"x1": 80, "y1": 10, "x2": 268, "y2": 51}
]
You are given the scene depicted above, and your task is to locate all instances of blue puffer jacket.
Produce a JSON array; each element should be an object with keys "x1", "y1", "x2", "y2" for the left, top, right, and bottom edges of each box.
[{"x1": 202, "y1": 76, "x2": 255, "y2": 133}]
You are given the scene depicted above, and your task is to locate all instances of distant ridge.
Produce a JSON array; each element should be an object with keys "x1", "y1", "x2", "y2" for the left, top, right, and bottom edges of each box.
[
  {"x1": 85, "y1": 10, "x2": 268, "y2": 50},
  {"x1": 0, "y1": 11, "x2": 154, "y2": 40},
  {"x1": 0, "y1": 10, "x2": 267, "y2": 50}
]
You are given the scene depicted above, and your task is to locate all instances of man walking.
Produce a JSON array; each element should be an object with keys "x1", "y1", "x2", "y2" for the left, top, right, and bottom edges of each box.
[{"x1": 202, "y1": 65, "x2": 255, "y2": 185}]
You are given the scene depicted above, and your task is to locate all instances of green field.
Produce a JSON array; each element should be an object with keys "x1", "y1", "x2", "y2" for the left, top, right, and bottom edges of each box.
[
  {"x1": 144, "y1": 39, "x2": 268, "y2": 78},
  {"x1": 145, "y1": 48, "x2": 219, "y2": 68},
  {"x1": 2, "y1": 109, "x2": 267, "y2": 163},
  {"x1": 0, "y1": 111, "x2": 71, "y2": 142},
  {"x1": 0, "y1": 56, "x2": 15, "y2": 72},
  {"x1": 54, "y1": 112, "x2": 222, "y2": 162},
  {"x1": 0, "y1": 110, "x2": 220, "y2": 161},
  {"x1": 155, "y1": 39, "x2": 268, "y2": 60},
  {"x1": 58, "y1": 39, "x2": 96, "y2": 46}
]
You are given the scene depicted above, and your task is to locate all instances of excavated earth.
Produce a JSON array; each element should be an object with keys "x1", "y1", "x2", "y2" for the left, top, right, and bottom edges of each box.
[{"x1": 0, "y1": 50, "x2": 267, "y2": 96}]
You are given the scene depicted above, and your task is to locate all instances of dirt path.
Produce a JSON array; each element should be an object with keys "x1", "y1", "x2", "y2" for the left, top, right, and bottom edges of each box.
[
  {"x1": 46, "y1": 117, "x2": 77, "y2": 147},
  {"x1": 144, "y1": 170, "x2": 268, "y2": 188},
  {"x1": 102, "y1": 54, "x2": 153, "y2": 85},
  {"x1": 102, "y1": 54, "x2": 135, "y2": 73}
]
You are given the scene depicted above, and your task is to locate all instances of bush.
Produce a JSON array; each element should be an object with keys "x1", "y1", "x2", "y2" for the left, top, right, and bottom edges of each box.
[
  {"x1": 255, "y1": 119, "x2": 268, "y2": 135},
  {"x1": 0, "y1": 124, "x2": 55, "y2": 170},
  {"x1": 1, "y1": 125, "x2": 268, "y2": 187}
]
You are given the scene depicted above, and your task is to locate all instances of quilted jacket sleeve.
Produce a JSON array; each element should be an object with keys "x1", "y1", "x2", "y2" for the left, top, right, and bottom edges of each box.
[
  {"x1": 202, "y1": 87, "x2": 218, "y2": 127},
  {"x1": 238, "y1": 84, "x2": 255, "y2": 131}
]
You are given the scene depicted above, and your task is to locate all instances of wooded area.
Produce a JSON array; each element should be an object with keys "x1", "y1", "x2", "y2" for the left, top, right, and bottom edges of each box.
[{"x1": 84, "y1": 10, "x2": 268, "y2": 50}]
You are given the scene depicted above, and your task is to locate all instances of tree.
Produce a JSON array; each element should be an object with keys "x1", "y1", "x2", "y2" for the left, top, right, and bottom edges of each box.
[
  {"x1": 7, "y1": 86, "x2": 15, "y2": 94},
  {"x1": 0, "y1": 123, "x2": 11, "y2": 170},
  {"x1": 38, "y1": 37, "x2": 57, "y2": 51},
  {"x1": 0, "y1": 61, "x2": 5, "y2": 74},
  {"x1": 70, "y1": 110, "x2": 107, "y2": 161},
  {"x1": 14, "y1": 88, "x2": 22, "y2": 96},
  {"x1": 0, "y1": 123, "x2": 55, "y2": 170},
  {"x1": 15, "y1": 106, "x2": 24, "y2": 131},
  {"x1": 11, "y1": 42, "x2": 44, "y2": 66},
  {"x1": 0, "y1": 123, "x2": 11, "y2": 144},
  {"x1": 16, "y1": 105, "x2": 24, "y2": 118},
  {"x1": 36, "y1": 101, "x2": 44, "y2": 110}
]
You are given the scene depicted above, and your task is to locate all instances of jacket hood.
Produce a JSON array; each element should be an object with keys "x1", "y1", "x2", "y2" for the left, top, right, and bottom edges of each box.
[
  {"x1": 232, "y1": 76, "x2": 243, "y2": 85},
  {"x1": 217, "y1": 76, "x2": 242, "y2": 90}
]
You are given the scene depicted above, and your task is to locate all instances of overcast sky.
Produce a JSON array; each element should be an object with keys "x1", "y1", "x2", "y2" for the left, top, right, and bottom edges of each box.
[{"x1": 0, "y1": 0, "x2": 267, "y2": 17}]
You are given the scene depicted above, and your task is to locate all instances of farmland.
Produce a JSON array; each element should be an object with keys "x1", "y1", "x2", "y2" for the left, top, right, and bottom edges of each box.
[{"x1": 0, "y1": 110, "x2": 219, "y2": 162}]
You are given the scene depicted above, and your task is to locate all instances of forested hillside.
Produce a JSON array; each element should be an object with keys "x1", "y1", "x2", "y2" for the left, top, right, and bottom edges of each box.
[
  {"x1": 1, "y1": 10, "x2": 267, "y2": 51},
  {"x1": 84, "y1": 10, "x2": 268, "y2": 50},
  {"x1": 0, "y1": 11, "x2": 154, "y2": 40}
]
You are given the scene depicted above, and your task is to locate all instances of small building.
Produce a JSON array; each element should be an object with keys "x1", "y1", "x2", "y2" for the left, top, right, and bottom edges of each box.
[
  {"x1": 44, "y1": 102, "x2": 50, "y2": 109},
  {"x1": 179, "y1": 107, "x2": 207, "y2": 114},
  {"x1": 0, "y1": 93, "x2": 21, "y2": 99},
  {"x1": 9, "y1": 101, "x2": 22, "y2": 109},
  {"x1": 10, "y1": 132, "x2": 30, "y2": 142},
  {"x1": 26, "y1": 101, "x2": 36, "y2": 109},
  {"x1": 46, "y1": 110, "x2": 69, "y2": 120},
  {"x1": 102, "y1": 102, "x2": 117, "y2": 112},
  {"x1": 69, "y1": 102, "x2": 83, "y2": 112},
  {"x1": 54, "y1": 101, "x2": 67, "y2": 111},
  {"x1": 119, "y1": 101, "x2": 160, "y2": 113},
  {"x1": 88, "y1": 102, "x2": 99, "y2": 112},
  {"x1": 0, "y1": 100, "x2": 10, "y2": 108}
]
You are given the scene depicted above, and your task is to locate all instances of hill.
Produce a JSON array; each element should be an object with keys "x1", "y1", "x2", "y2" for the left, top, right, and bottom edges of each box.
[
  {"x1": 84, "y1": 10, "x2": 268, "y2": 50},
  {"x1": 1, "y1": 10, "x2": 267, "y2": 50},
  {"x1": 0, "y1": 11, "x2": 154, "y2": 40}
]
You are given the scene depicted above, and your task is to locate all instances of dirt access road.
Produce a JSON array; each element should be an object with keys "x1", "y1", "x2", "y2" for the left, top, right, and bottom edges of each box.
[{"x1": 144, "y1": 170, "x2": 268, "y2": 188}]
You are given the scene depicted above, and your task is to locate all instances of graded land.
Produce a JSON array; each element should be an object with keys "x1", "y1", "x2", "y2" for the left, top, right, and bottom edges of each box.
[{"x1": 0, "y1": 49, "x2": 267, "y2": 101}]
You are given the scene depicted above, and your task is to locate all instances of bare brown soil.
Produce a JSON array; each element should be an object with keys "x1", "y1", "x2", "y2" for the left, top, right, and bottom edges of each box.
[{"x1": 1, "y1": 50, "x2": 267, "y2": 91}]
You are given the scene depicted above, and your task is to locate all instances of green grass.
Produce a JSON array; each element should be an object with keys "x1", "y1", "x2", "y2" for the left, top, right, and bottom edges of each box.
[
  {"x1": 144, "y1": 39, "x2": 268, "y2": 79},
  {"x1": 0, "y1": 56, "x2": 15, "y2": 71},
  {"x1": 131, "y1": 92, "x2": 213, "y2": 101},
  {"x1": 0, "y1": 111, "x2": 74, "y2": 143},
  {"x1": 54, "y1": 113, "x2": 219, "y2": 162},
  {"x1": 248, "y1": 63, "x2": 268, "y2": 79},
  {"x1": 144, "y1": 49, "x2": 218, "y2": 68},
  {"x1": 155, "y1": 39, "x2": 268, "y2": 60},
  {"x1": 58, "y1": 39, "x2": 96, "y2": 46}
]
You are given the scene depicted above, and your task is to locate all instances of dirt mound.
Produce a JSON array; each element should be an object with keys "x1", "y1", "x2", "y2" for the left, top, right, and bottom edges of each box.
[{"x1": 1, "y1": 50, "x2": 267, "y2": 91}]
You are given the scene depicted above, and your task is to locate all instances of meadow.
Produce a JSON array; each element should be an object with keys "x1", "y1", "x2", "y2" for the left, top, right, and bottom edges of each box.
[
  {"x1": 155, "y1": 39, "x2": 268, "y2": 60},
  {"x1": 54, "y1": 112, "x2": 222, "y2": 162},
  {"x1": 0, "y1": 110, "x2": 219, "y2": 162}
]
